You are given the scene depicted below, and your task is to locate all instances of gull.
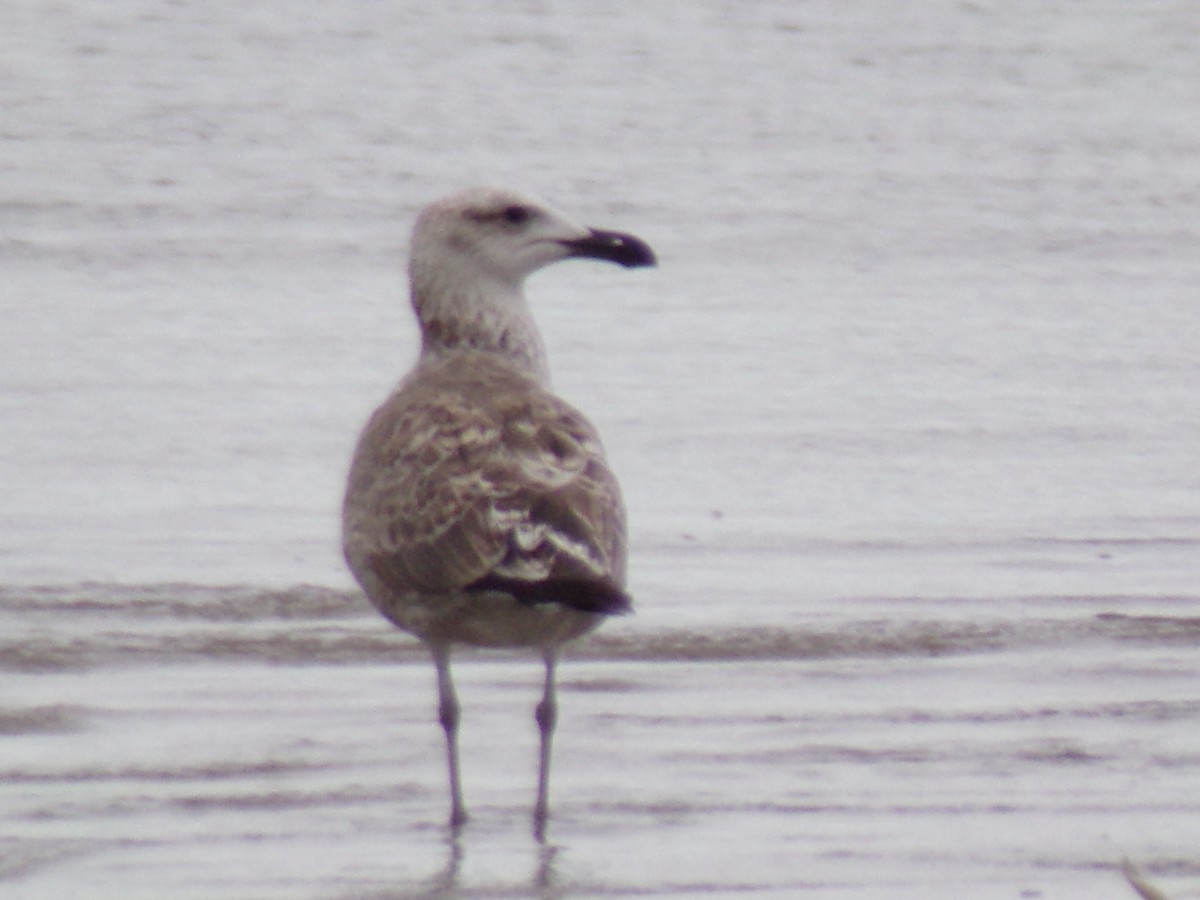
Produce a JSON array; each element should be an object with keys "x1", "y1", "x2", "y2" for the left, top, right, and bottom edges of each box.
[{"x1": 342, "y1": 187, "x2": 655, "y2": 839}]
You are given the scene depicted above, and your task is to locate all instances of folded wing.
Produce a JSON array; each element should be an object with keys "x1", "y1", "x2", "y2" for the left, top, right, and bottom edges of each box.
[{"x1": 343, "y1": 354, "x2": 629, "y2": 615}]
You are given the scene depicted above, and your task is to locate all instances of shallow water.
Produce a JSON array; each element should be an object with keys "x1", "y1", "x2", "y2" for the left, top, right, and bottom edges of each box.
[
  {"x1": 3, "y1": 585, "x2": 1199, "y2": 898},
  {"x1": 3, "y1": 0, "x2": 1200, "y2": 896}
]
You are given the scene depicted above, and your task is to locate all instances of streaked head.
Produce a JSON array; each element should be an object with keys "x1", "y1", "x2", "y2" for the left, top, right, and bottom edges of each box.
[{"x1": 409, "y1": 187, "x2": 656, "y2": 289}]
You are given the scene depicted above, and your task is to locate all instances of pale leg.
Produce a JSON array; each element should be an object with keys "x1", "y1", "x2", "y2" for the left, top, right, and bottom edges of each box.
[
  {"x1": 533, "y1": 649, "x2": 558, "y2": 841},
  {"x1": 432, "y1": 644, "x2": 467, "y2": 830}
]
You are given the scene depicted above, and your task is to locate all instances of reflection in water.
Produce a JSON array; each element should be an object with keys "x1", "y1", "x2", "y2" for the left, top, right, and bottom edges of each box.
[
  {"x1": 348, "y1": 835, "x2": 565, "y2": 899},
  {"x1": 419, "y1": 834, "x2": 462, "y2": 900},
  {"x1": 534, "y1": 843, "x2": 561, "y2": 898}
]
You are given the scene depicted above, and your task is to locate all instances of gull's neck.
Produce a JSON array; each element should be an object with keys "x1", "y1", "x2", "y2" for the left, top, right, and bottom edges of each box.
[{"x1": 410, "y1": 263, "x2": 551, "y2": 385}]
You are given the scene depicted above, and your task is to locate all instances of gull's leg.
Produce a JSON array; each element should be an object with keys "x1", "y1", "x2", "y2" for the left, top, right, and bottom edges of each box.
[
  {"x1": 533, "y1": 649, "x2": 559, "y2": 841},
  {"x1": 432, "y1": 644, "x2": 467, "y2": 831}
]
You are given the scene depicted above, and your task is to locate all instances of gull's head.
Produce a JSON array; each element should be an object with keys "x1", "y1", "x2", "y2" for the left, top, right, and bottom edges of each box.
[
  {"x1": 409, "y1": 187, "x2": 656, "y2": 291},
  {"x1": 407, "y1": 187, "x2": 655, "y2": 381}
]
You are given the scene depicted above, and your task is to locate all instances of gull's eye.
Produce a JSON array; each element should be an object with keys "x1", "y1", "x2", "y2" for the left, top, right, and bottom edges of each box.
[{"x1": 501, "y1": 204, "x2": 533, "y2": 225}]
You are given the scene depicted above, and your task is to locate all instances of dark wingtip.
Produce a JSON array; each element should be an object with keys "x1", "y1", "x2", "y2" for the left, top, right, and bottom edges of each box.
[
  {"x1": 562, "y1": 228, "x2": 657, "y2": 269},
  {"x1": 467, "y1": 574, "x2": 633, "y2": 616}
]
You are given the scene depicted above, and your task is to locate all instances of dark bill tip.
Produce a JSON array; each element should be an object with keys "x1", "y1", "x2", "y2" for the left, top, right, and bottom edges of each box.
[{"x1": 562, "y1": 228, "x2": 657, "y2": 268}]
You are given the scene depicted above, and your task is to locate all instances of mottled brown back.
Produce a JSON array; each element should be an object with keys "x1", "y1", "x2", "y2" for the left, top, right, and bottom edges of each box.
[{"x1": 342, "y1": 351, "x2": 628, "y2": 634}]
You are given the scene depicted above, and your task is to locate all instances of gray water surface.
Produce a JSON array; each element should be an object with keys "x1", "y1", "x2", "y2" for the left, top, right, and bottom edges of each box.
[{"x1": 3, "y1": 1, "x2": 1200, "y2": 896}]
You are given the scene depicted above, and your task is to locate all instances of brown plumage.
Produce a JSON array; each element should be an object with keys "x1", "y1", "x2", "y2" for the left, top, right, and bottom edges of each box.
[
  {"x1": 342, "y1": 187, "x2": 655, "y2": 839},
  {"x1": 345, "y1": 351, "x2": 630, "y2": 643}
]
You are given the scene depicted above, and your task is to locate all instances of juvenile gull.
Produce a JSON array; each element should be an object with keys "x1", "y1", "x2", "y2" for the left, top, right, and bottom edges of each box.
[{"x1": 342, "y1": 187, "x2": 655, "y2": 838}]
